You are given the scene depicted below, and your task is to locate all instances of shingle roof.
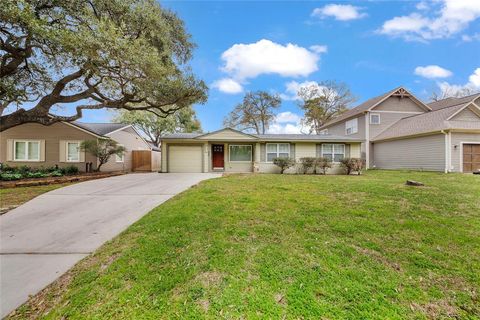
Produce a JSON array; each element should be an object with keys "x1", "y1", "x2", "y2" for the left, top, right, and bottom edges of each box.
[
  {"x1": 72, "y1": 122, "x2": 129, "y2": 136},
  {"x1": 427, "y1": 93, "x2": 480, "y2": 111},
  {"x1": 162, "y1": 132, "x2": 363, "y2": 142},
  {"x1": 320, "y1": 88, "x2": 398, "y2": 128},
  {"x1": 372, "y1": 104, "x2": 480, "y2": 141}
]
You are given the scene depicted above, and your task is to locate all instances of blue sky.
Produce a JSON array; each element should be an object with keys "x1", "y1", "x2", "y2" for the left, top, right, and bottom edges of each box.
[{"x1": 85, "y1": 0, "x2": 480, "y2": 133}]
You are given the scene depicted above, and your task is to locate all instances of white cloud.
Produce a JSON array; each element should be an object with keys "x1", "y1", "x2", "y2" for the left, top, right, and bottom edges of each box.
[
  {"x1": 211, "y1": 78, "x2": 243, "y2": 94},
  {"x1": 268, "y1": 111, "x2": 304, "y2": 134},
  {"x1": 379, "y1": 0, "x2": 480, "y2": 41},
  {"x1": 309, "y1": 45, "x2": 328, "y2": 54},
  {"x1": 462, "y1": 33, "x2": 480, "y2": 42},
  {"x1": 436, "y1": 67, "x2": 480, "y2": 97},
  {"x1": 275, "y1": 111, "x2": 302, "y2": 124},
  {"x1": 312, "y1": 4, "x2": 367, "y2": 21},
  {"x1": 281, "y1": 80, "x2": 325, "y2": 101},
  {"x1": 220, "y1": 39, "x2": 324, "y2": 80},
  {"x1": 469, "y1": 68, "x2": 480, "y2": 87},
  {"x1": 414, "y1": 65, "x2": 453, "y2": 79}
]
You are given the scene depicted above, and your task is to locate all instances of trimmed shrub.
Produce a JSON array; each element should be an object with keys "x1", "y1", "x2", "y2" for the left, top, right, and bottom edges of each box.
[
  {"x1": 0, "y1": 173, "x2": 23, "y2": 181},
  {"x1": 50, "y1": 170, "x2": 63, "y2": 177},
  {"x1": 315, "y1": 157, "x2": 332, "y2": 175},
  {"x1": 61, "y1": 165, "x2": 79, "y2": 175},
  {"x1": 340, "y1": 158, "x2": 366, "y2": 175},
  {"x1": 25, "y1": 172, "x2": 49, "y2": 178},
  {"x1": 273, "y1": 157, "x2": 296, "y2": 174},
  {"x1": 299, "y1": 157, "x2": 316, "y2": 174}
]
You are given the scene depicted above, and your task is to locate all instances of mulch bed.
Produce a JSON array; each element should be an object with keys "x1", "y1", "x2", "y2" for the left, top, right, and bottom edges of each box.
[{"x1": 0, "y1": 171, "x2": 125, "y2": 188}]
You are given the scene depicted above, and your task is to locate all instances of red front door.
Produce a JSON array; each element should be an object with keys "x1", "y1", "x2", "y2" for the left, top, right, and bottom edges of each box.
[{"x1": 212, "y1": 144, "x2": 224, "y2": 169}]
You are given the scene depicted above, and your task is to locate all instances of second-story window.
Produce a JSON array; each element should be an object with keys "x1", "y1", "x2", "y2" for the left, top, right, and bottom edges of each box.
[
  {"x1": 345, "y1": 118, "x2": 358, "y2": 135},
  {"x1": 370, "y1": 113, "x2": 381, "y2": 125}
]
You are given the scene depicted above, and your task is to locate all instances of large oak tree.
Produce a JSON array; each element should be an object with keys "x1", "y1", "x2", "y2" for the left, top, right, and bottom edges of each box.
[
  {"x1": 297, "y1": 81, "x2": 355, "y2": 134},
  {"x1": 0, "y1": 0, "x2": 207, "y2": 131},
  {"x1": 223, "y1": 91, "x2": 281, "y2": 134}
]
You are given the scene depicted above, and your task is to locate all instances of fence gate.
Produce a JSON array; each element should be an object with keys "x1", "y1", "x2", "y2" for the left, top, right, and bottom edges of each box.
[{"x1": 132, "y1": 150, "x2": 152, "y2": 172}]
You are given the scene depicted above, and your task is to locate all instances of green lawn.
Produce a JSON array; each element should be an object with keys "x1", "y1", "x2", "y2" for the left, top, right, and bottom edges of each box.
[
  {"x1": 13, "y1": 171, "x2": 480, "y2": 319},
  {"x1": 0, "y1": 183, "x2": 74, "y2": 212}
]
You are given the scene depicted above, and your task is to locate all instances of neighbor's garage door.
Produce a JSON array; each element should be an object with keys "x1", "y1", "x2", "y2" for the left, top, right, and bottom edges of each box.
[
  {"x1": 463, "y1": 144, "x2": 480, "y2": 172},
  {"x1": 168, "y1": 145, "x2": 203, "y2": 173}
]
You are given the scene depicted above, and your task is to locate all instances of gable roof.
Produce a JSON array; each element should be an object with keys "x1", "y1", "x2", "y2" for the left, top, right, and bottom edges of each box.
[
  {"x1": 162, "y1": 130, "x2": 363, "y2": 142},
  {"x1": 372, "y1": 103, "x2": 480, "y2": 141},
  {"x1": 427, "y1": 92, "x2": 480, "y2": 111},
  {"x1": 321, "y1": 87, "x2": 431, "y2": 129},
  {"x1": 195, "y1": 127, "x2": 258, "y2": 140},
  {"x1": 71, "y1": 122, "x2": 130, "y2": 136}
]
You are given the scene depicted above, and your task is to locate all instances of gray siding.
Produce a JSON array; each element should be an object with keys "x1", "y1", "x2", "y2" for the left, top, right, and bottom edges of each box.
[
  {"x1": 368, "y1": 111, "x2": 423, "y2": 139},
  {"x1": 373, "y1": 134, "x2": 445, "y2": 171},
  {"x1": 450, "y1": 133, "x2": 480, "y2": 172},
  {"x1": 451, "y1": 107, "x2": 480, "y2": 121},
  {"x1": 373, "y1": 96, "x2": 426, "y2": 112},
  {"x1": 324, "y1": 115, "x2": 366, "y2": 140}
]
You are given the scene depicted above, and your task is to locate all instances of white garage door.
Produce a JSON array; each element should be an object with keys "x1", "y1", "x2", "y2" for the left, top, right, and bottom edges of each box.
[{"x1": 168, "y1": 145, "x2": 203, "y2": 173}]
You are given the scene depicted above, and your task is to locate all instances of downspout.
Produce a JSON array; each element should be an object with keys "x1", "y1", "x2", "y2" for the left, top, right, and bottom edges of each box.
[
  {"x1": 441, "y1": 130, "x2": 450, "y2": 173},
  {"x1": 365, "y1": 112, "x2": 370, "y2": 169}
]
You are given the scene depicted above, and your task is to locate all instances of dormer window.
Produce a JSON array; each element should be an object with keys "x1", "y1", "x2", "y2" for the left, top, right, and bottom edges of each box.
[{"x1": 370, "y1": 113, "x2": 381, "y2": 125}]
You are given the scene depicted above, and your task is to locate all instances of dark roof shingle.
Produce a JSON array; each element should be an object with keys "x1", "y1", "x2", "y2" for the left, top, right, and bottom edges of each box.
[{"x1": 72, "y1": 122, "x2": 129, "y2": 136}]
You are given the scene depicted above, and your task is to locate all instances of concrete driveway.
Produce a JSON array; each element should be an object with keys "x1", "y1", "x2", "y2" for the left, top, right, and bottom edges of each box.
[{"x1": 0, "y1": 172, "x2": 220, "y2": 318}]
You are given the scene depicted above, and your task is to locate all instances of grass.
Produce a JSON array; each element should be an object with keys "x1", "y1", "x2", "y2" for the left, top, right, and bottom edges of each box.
[
  {"x1": 0, "y1": 183, "x2": 74, "y2": 211},
  {"x1": 12, "y1": 171, "x2": 480, "y2": 319}
]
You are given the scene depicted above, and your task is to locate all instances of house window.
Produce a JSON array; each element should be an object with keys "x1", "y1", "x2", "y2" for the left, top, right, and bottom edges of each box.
[
  {"x1": 14, "y1": 140, "x2": 40, "y2": 161},
  {"x1": 229, "y1": 145, "x2": 252, "y2": 162},
  {"x1": 345, "y1": 118, "x2": 358, "y2": 135},
  {"x1": 321, "y1": 144, "x2": 345, "y2": 162},
  {"x1": 116, "y1": 144, "x2": 125, "y2": 162},
  {"x1": 67, "y1": 142, "x2": 80, "y2": 162},
  {"x1": 266, "y1": 143, "x2": 290, "y2": 162},
  {"x1": 370, "y1": 113, "x2": 381, "y2": 125}
]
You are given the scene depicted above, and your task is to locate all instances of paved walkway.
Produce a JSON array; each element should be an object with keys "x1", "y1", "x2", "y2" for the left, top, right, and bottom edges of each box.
[{"x1": 0, "y1": 173, "x2": 220, "y2": 317}]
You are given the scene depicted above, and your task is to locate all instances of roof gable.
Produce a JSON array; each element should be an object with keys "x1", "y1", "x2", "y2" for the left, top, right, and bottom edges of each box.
[
  {"x1": 447, "y1": 104, "x2": 480, "y2": 121},
  {"x1": 196, "y1": 128, "x2": 258, "y2": 140},
  {"x1": 321, "y1": 87, "x2": 430, "y2": 128}
]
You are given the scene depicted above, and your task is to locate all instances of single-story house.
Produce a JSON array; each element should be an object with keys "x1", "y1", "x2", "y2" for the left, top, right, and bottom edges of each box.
[
  {"x1": 160, "y1": 128, "x2": 364, "y2": 174},
  {"x1": 0, "y1": 121, "x2": 157, "y2": 172}
]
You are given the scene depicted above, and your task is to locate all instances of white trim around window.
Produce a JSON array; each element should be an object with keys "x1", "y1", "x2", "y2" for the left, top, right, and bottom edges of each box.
[
  {"x1": 229, "y1": 145, "x2": 252, "y2": 162},
  {"x1": 370, "y1": 113, "x2": 381, "y2": 125},
  {"x1": 266, "y1": 143, "x2": 290, "y2": 163},
  {"x1": 116, "y1": 144, "x2": 125, "y2": 163},
  {"x1": 345, "y1": 118, "x2": 358, "y2": 135},
  {"x1": 321, "y1": 143, "x2": 345, "y2": 163},
  {"x1": 66, "y1": 141, "x2": 81, "y2": 162},
  {"x1": 13, "y1": 140, "x2": 41, "y2": 162}
]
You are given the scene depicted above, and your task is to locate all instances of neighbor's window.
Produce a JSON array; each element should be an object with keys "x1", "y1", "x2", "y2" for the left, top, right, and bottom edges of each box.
[
  {"x1": 14, "y1": 140, "x2": 40, "y2": 161},
  {"x1": 266, "y1": 143, "x2": 290, "y2": 162},
  {"x1": 370, "y1": 113, "x2": 381, "y2": 125},
  {"x1": 345, "y1": 118, "x2": 358, "y2": 135},
  {"x1": 67, "y1": 142, "x2": 80, "y2": 162},
  {"x1": 321, "y1": 144, "x2": 345, "y2": 162},
  {"x1": 229, "y1": 145, "x2": 252, "y2": 162},
  {"x1": 116, "y1": 144, "x2": 125, "y2": 162}
]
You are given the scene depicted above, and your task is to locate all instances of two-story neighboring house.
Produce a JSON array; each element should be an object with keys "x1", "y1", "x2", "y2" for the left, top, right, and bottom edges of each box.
[{"x1": 319, "y1": 87, "x2": 480, "y2": 173}]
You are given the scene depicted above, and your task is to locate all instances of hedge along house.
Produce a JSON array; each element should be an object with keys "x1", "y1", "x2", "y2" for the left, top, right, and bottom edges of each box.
[
  {"x1": 160, "y1": 128, "x2": 364, "y2": 174},
  {"x1": 0, "y1": 122, "x2": 153, "y2": 172}
]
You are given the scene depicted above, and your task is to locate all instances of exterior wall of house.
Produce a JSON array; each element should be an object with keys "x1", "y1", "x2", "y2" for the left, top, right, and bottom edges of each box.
[
  {"x1": 208, "y1": 142, "x2": 254, "y2": 173},
  {"x1": 367, "y1": 111, "x2": 423, "y2": 139},
  {"x1": 450, "y1": 132, "x2": 480, "y2": 172},
  {"x1": 373, "y1": 134, "x2": 446, "y2": 171},
  {"x1": 372, "y1": 96, "x2": 426, "y2": 113},
  {"x1": 1, "y1": 122, "x2": 98, "y2": 171},
  {"x1": 451, "y1": 107, "x2": 480, "y2": 121},
  {"x1": 101, "y1": 127, "x2": 150, "y2": 172},
  {"x1": 323, "y1": 115, "x2": 366, "y2": 140}
]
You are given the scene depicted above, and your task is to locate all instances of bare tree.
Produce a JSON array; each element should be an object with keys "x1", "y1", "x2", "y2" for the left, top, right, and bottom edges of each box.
[
  {"x1": 223, "y1": 91, "x2": 281, "y2": 134},
  {"x1": 430, "y1": 86, "x2": 478, "y2": 102},
  {"x1": 298, "y1": 81, "x2": 356, "y2": 134}
]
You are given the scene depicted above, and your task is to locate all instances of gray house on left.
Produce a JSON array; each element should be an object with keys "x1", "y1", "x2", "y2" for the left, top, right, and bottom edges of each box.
[{"x1": 0, "y1": 122, "x2": 155, "y2": 172}]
